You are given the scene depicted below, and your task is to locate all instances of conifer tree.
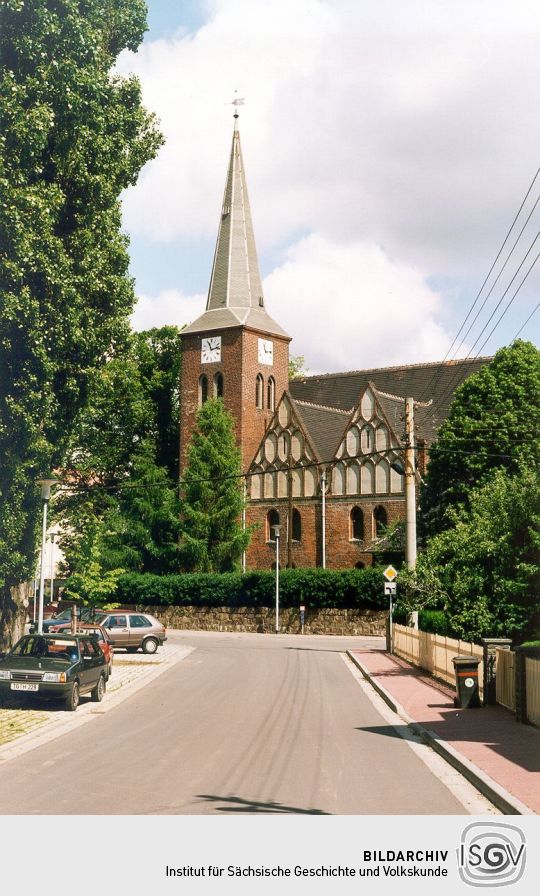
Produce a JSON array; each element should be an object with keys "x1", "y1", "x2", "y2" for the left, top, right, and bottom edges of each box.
[{"x1": 180, "y1": 399, "x2": 250, "y2": 572}]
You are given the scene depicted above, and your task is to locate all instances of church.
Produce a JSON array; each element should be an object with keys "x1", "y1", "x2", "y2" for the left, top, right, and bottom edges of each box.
[{"x1": 179, "y1": 120, "x2": 488, "y2": 570}]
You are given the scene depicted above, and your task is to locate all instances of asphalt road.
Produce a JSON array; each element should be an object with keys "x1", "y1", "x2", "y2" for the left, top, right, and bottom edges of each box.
[{"x1": 0, "y1": 631, "x2": 472, "y2": 814}]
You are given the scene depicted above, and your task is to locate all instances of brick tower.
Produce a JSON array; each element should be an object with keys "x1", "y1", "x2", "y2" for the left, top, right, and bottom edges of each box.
[{"x1": 179, "y1": 120, "x2": 291, "y2": 473}]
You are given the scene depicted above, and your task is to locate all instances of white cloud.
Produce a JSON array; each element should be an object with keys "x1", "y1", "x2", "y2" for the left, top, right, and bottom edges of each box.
[
  {"x1": 131, "y1": 233, "x2": 457, "y2": 373},
  {"x1": 131, "y1": 289, "x2": 205, "y2": 332},
  {"x1": 264, "y1": 233, "x2": 454, "y2": 372}
]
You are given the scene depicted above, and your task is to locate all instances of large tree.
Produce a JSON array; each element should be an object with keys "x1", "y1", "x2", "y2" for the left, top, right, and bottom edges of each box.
[
  {"x1": 0, "y1": 0, "x2": 162, "y2": 645},
  {"x1": 180, "y1": 399, "x2": 250, "y2": 573},
  {"x1": 420, "y1": 340, "x2": 540, "y2": 535},
  {"x1": 411, "y1": 468, "x2": 539, "y2": 642},
  {"x1": 57, "y1": 328, "x2": 182, "y2": 581}
]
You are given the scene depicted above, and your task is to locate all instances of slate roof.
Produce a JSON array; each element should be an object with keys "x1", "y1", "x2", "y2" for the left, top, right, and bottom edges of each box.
[
  {"x1": 182, "y1": 126, "x2": 289, "y2": 340},
  {"x1": 289, "y1": 357, "x2": 491, "y2": 443},
  {"x1": 292, "y1": 400, "x2": 350, "y2": 463}
]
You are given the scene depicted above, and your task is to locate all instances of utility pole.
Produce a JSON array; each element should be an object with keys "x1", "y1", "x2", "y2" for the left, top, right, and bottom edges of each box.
[
  {"x1": 404, "y1": 397, "x2": 419, "y2": 630},
  {"x1": 404, "y1": 396, "x2": 417, "y2": 571},
  {"x1": 287, "y1": 447, "x2": 293, "y2": 569}
]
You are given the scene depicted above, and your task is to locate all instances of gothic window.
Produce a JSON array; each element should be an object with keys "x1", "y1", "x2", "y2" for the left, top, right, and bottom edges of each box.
[
  {"x1": 350, "y1": 506, "x2": 364, "y2": 541},
  {"x1": 267, "y1": 376, "x2": 276, "y2": 411},
  {"x1": 256, "y1": 374, "x2": 264, "y2": 408},
  {"x1": 213, "y1": 372, "x2": 223, "y2": 398},
  {"x1": 375, "y1": 459, "x2": 390, "y2": 493},
  {"x1": 373, "y1": 505, "x2": 388, "y2": 537},
  {"x1": 292, "y1": 508, "x2": 302, "y2": 542},
  {"x1": 267, "y1": 509, "x2": 280, "y2": 541},
  {"x1": 198, "y1": 375, "x2": 208, "y2": 406}
]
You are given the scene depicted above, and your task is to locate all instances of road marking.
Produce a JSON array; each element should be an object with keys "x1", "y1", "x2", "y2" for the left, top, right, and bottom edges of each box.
[{"x1": 340, "y1": 653, "x2": 500, "y2": 816}]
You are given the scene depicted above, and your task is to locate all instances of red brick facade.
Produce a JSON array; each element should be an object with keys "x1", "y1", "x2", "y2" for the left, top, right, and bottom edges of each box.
[
  {"x1": 246, "y1": 497, "x2": 406, "y2": 570},
  {"x1": 179, "y1": 328, "x2": 289, "y2": 475}
]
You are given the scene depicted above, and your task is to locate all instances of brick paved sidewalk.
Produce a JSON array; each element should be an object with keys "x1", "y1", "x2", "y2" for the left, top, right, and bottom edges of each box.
[
  {"x1": 348, "y1": 647, "x2": 540, "y2": 815},
  {"x1": 0, "y1": 641, "x2": 192, "y2": 756}
]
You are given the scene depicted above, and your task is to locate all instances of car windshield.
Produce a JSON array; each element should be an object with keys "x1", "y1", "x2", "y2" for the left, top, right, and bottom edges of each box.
[{"x1": 11, "y1": 636, "x2": 79, "y2": 661}]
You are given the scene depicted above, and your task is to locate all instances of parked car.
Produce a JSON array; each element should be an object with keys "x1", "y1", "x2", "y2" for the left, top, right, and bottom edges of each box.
[
  {"x1": 0, "y1": 633, "x2": 107, "y2": 711},
  {"x1": 99, "y1": 612, "x2": 167, "y2": 654},
  {"x1": 30, "y1": 606, "x2": 105, "y2": 634},
  {"x1": 46, "y1": 622, "x2": 114, "y2": 680}
]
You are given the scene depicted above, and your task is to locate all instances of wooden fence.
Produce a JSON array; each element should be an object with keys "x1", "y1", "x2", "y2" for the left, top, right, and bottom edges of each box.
[
  {"x1": 525, "y1": 656, "x2": 540, "y2": 727},
  {"x1": 392, "y1": 624, "x2": 484, "y2": 699},
  {"x1": 495, "y1": 648, "x2": 515, "y2": 711}
]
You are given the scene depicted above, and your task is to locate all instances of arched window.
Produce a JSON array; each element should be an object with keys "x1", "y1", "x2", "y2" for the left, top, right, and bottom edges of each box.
[
  {"x1": 267, "y1": 509, "x2": 280, "y2": 541},
  {"x1": 256, "y1": 374, "x2": 264, "y2": 408},
  {"x1": 373, "y1": 505, "x2": 388, "y2": 537},
  {"x1": 267, "y1": 376, "x2": 276, "y2": 411},
  {"x1": 355, "y1": 561, "x2": 365, "y2": 570},
  {"x1": 350, "y1": 506, "x2": 364, "y2": 541},
  {"x1": 198, "y1": 375, "x2": 208, "y2": 406},
  {"x1": 292, "y1": 508, "x2": 302, "y2": 542},
  {"x1": 213, "y1": 372, "x2": 223, "y2": 398}
]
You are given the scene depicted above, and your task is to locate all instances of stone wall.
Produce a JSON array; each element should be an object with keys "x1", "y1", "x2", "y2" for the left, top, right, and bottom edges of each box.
[{"x1": 132, "y1": 605, "x2": 387, "y2": 636}]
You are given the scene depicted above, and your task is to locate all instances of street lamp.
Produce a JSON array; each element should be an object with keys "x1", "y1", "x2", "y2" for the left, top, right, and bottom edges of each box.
[
  {"x1": 49, "y1": 532, "x2": 56, "y2": 603},
  {"x1": 36, "y1": 477, "x2": 58, "y2": 634},
  {"x1": 272, "y1": 525, "x2": 281, "y2": 633}
]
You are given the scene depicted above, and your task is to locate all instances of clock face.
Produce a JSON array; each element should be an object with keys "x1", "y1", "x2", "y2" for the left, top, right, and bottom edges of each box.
[
  {"x1": 201, "y1": 335, "x2": 221, "y2": 364},
  {"x1": 258, "y1": 338, "x2": 273, "y2": 366}
]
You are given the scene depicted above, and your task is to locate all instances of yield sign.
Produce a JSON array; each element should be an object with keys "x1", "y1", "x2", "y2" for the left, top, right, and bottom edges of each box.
[{"x1": 383, "y1": 565, "x2": 398, "y2": 582}]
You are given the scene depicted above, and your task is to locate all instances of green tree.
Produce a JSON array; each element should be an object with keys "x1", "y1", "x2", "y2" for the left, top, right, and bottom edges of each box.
[
  {"x1": 0, "y1": 0, "x2": 162, "y2": 645},
  {"x1": 180, "y1": 399, "x2": 250, "y2": 572},
  {"x1": 288, "y1": 354, "x2": 308, "y2": 380},
  {"x1": 420, "y1": 341, "x2": 540, "y2": 535},
  {"x1": 57, "y1": 329, "x2": 182, "y2": 580},
  {"x1": 409, "y1": 468, "x2": 540, "y2": 641}
]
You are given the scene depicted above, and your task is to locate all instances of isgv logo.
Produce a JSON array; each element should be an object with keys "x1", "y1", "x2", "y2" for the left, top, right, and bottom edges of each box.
[{"x1": 457, "y1": 823, "x2": 526, "y2": 887}]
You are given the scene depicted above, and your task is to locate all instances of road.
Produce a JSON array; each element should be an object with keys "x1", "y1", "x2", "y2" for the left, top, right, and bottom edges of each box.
[{"x1": 0, "y1": 631, "x2": 483, "y2": 814}]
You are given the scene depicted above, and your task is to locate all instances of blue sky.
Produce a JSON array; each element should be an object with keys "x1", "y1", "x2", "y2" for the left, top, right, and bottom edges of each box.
[{"x1": 120, "y1": 0, "x2": 540, "y2": 373}]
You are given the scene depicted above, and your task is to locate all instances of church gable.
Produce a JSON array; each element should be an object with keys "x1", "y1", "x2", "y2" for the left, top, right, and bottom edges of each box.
[
  {"x1": 331, "y1": 384, "x2": 405, "y2": 498},
  {"x1": 248, "y1": 393, "x2": 321, "y2": 501}
]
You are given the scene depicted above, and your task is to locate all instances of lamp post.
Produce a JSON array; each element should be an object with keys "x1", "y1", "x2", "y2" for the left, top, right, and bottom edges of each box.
[
  {"x1": 36, "y1": 477, "x2": 58, "y2": 634},
  {"x1": 49, "y1": 532, "x2": 56, "y2": 603},
  {"x1": 272, "y1": 525, "x2": 281, "y2": 633}
]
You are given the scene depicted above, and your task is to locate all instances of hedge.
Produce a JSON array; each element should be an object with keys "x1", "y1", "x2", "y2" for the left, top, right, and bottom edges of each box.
[{"x1": 115, "y1": 567, "x2": 389, "y2": 610}]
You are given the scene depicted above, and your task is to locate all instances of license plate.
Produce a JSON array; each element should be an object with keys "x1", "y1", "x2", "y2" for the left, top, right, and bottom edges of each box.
[{"x1": 11, "y1": 682, "x2": 39, "y2": 692}]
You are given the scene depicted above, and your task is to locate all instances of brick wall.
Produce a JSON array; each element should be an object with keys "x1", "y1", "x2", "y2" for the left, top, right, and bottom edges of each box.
[
  {"x1": 179, "y1": 328, "x2": 289, "y2": 474},
  {"x1": 245, "y1": 496, "x2": 406, "y2": 569}
]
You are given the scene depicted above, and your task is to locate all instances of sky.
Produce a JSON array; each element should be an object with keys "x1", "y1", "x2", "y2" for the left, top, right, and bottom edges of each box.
[{"x1": 118, "y1": 0, "x2": 540, "y2": 374}]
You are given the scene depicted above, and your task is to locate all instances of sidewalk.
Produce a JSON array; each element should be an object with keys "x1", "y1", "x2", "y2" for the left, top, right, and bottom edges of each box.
[
  {"x1": 348, "y1": 647, "x2": 540, "y2": 816},
  {"x1": 0, "y1": 641, "x2": 192, "y2": 762}
]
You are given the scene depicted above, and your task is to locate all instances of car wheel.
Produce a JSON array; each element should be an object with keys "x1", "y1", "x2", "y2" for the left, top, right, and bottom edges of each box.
[
  {"x1": 91, "y1": 673, "x2": 106, "y2": 702},
  {"x1": 142, "y1": 637, "x2": 158, "y2": 655},
  {"x1": 65, "y1": 681, "x2": 80, "y2": 712}
]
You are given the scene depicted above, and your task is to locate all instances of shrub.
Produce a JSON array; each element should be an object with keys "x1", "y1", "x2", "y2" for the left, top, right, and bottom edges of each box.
[
  {"x1": 418, "y1": 609, "x2": 453, "y2": 636},
  {"x1": 115, "y1": 567, "x2": 387, "y2": 610}
]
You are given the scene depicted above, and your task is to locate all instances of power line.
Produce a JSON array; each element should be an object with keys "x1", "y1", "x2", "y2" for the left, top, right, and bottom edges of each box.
[{"x1": 416, "y1": 165, "x2": 540, "y2": 406}]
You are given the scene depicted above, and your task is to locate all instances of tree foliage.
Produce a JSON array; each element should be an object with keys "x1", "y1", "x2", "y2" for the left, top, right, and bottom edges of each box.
[
  {"x1": 407, "y1": 468, "x2": 540, "y2": 641},
  {"x1": 180, "y1": 399, "x2": 250, "y2": 572},
  {"x1": 0, "y1": 0, "x2": 162, "y2": 642},
  {"x1": 288, "y1": 354, "x2": 308, "y2": 380},
  {"x1": 420, "y1": 340, "x2": 540, "y2": 534},
  {"x1": 57, "y1": 329, "x2": 182, "y2": 580}
]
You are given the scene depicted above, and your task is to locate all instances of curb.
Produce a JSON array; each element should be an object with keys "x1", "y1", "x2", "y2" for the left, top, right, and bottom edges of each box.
[{"x1": 346, "y1": 650, "x2": 535, "y2": 817}]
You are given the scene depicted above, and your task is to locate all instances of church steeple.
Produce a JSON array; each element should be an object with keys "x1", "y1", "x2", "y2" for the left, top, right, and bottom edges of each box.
[{"x1": 182, "y1": 125, "x2": 288, "y2": 338}]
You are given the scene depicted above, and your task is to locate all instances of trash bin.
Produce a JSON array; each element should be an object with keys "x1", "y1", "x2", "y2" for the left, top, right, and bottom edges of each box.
[{"x1": 452, "y1": 655, "x2": 481, "y2": 708}]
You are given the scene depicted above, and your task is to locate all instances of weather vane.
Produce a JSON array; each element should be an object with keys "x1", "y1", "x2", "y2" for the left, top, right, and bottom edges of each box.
[{"x1": 229, "y1": 90, "x2": 245, "y2": 123}]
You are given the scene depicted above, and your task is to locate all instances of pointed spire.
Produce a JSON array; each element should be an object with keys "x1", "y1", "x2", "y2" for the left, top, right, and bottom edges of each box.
[
  {"x1": 206, "y1": 127, "x2": 264, "y2": 312},
  {"x1": 182, "y1": 124, "x2": 289, "y2": 339}
]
